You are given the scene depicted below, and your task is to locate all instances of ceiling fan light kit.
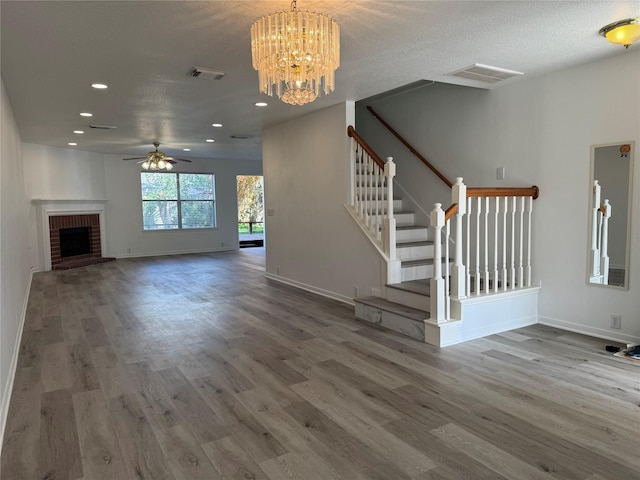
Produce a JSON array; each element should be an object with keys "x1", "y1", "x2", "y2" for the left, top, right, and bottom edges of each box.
[
  {"x1": 250, "y1": 0, "x2": 340, "y2": 106},
  {"x1": 123, "y1": 142, "x2": 192, "y2": 171},
  {"x1": 599, "y1": 17, "x2": 640, "y2": 48}
]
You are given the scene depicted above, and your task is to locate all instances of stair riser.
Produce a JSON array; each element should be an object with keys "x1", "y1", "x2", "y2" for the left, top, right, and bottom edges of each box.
[
  {"x1": 354, "y1": 302, "x2": 425, "y2": 341},
  {"x1": 361, "y1": 200, "x2": 403, "y2": 212},
  {"x1": 401, "y1": 263, "x2": 435, "y2": 282},
  {"x1": 396, "y1": 228, "x2": 430, "y2": 243},
  {"x1": 397, "y1": 244, "x2": 435, "y2": 261},
  {"x1": 386, "y1": 288, "x2": 430, "y2": 312},
  {"x1": 395, "y1": 213, "x2": 416, "y2": 226}
]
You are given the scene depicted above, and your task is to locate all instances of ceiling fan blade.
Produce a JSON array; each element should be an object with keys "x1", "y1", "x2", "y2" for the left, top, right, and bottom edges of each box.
[
  {"x1": 166, "y1": 157, "x2": 192, "y2": 163},
  {"x1": 123, "y1": 157, "x2": 147, "y2": 161}
]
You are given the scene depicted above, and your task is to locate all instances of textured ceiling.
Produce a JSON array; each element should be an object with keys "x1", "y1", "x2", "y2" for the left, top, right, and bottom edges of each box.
[{"x1": 1, "y1": 1, "x2": 638, "y2": 162}]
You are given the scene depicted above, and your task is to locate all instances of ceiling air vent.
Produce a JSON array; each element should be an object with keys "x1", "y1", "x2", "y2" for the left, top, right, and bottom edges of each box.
[
  {"x1": 230, "y1": 134, "x2": 252, "y2": 140},
  {"x1": 89, "y1": 124, "x2": 118, "y2": 130},
  {"x1": 448, "y1": 64, "x2": 524, "y2": 84},
  {"x1": 190, "y1": 66, "x2": 228, "y2": 80}
]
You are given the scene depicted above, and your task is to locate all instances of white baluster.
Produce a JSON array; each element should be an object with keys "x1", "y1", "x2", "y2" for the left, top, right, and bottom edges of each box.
[
  {"x1": 526, "y1": 196, "x2": 532, "y2": 287},
  {"x1": 601, "y1": 199, "x2": 611, "y2": 285},
  {"x1": 430, "y1": 203, "x2": 446, "y2": 322},
  {"x1": 502, "y1": 196, "x2": 508, "y2": 291},
  {"x1": 518, "y1": 196, "x2": 524, "y2": 288},
  {"x1": 466, "y1": 196, "x2": 472, "y2": 297},
  {"x1": 510, "y1": 196, "x2": 516, "y2": 290},
  {"x1": 483, "y1": 196, "x2": 489, "y2": 294},
  {"x1": 444, "y1": 219, "x2": 451, "y2": 319},
  {"x1": 475, "y1": 197, "x2": 481, "y2": 295},
  {"x1": 374, "y1": 163, "x2": 380, "y2": 240},
  {"x1": 451, "y1": 177, "x2": 466, "y2": 299},
  {"x1": 493, "y1": 197, "x2": 499, "y2": 292}
]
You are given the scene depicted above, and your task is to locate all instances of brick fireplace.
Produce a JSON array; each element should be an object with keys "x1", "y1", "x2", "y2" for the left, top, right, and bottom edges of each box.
[
  {"x1": 34, "y1": 200, "x2": 114, "y2": 271},
  {"x1": 49, "y1": 214, "x2": 105, "y2": 268}
]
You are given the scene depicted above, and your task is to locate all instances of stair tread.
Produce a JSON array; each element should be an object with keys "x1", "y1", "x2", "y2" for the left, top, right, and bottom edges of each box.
[
  {"x1": 396, "y1": 240, "x2": 434, "y2": 248},
  {"x1": 401, "y1": 258, "x2": 436, "y2": 267},
  {"x1": 387, "y1": 279, "x2": 431, "y2": 296},
  {"x1": 396, "y1": 225, "x2": 429, "y2": 231},
  {"x1": 355, "y1": 296, "x2": 429, "y2": 319}
]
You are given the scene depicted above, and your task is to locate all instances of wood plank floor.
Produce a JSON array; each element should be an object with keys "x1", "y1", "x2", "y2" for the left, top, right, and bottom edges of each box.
[{"x1": 2, "y1": 248, "x2": 639, "y2": 480}]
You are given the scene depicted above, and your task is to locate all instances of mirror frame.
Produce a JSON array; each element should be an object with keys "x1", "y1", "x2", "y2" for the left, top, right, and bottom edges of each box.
[{"x1": 587, "y1": 141, "x2": 634, "y2": 290}]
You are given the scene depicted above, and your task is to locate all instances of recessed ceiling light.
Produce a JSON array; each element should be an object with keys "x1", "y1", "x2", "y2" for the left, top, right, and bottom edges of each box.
[
  {"x1": 73, "y1": 130, "x2": 84, "y2": 134},
  {"x1": 255, "y1": 102, "x2": 268, "y2": 107},
  {"x1": 183, "y1": 148, "x2": 191, "y2": 152},
  {"x1": 91, "y1": 83, "x2": 108, "y2": 89},
  {"x1": 212, "y1": 123, "x2": 223, "y2": 127},
  {"x1": 80, "y1": 112, "x2": 93, "y2": 117},
  {"x1": 68, "y1": 142, "x2": 77, "y2": 146},
  {"x1": 206, "y1": 139, "x2": 215, "y2": 143}
]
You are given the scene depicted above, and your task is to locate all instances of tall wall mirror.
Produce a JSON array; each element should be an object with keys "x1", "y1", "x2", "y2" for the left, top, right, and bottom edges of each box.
[{"x1": 588, "y1": 141, "x2": 634, "y2": 289}]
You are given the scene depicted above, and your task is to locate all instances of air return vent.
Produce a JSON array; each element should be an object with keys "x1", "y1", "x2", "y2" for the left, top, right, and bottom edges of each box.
[
  {"x1": 448, "y1": 64, "x2": 524, "y2": 84},
  {"x1": 190, "y1": 67, "x2": 228, "y2": 80},
  {"x1": 89, "y1": 124, "x2": 118, "y2": 130}
]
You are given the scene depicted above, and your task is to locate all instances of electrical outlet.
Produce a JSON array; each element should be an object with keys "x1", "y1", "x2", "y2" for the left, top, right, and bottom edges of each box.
[{"x1": 610, "y1": 314, "x2": 622, "y2": 329}]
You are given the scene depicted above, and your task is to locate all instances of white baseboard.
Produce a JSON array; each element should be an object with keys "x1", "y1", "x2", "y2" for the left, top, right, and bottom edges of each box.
[
  {"x1": 0, "y1": 269, "x2": 33, "y2": 449},
  {"x1": 113, "y1": 246, "x2": 235, "y2": 259},
  {"x1": 538, "y1": 315, "x2": 640, "y2": 345},
  {"x1": 264, "y1": 273, "x2": 355, "y2": 306}
]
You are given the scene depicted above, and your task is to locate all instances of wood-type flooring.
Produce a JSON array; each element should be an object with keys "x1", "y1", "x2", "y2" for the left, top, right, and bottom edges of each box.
[{"x1": 2, "y1": 248, "x2": 639, "y2": 480}]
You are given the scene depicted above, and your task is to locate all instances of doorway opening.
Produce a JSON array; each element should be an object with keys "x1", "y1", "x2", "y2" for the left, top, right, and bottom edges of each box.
[{"x1": 237, "y1": 175, "x2": 264, "y2": 248}]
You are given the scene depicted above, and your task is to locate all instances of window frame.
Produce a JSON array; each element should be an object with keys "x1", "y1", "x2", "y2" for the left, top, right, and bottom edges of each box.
[{"x1": 141, "y1": 172, "x2": 217, "y2": 231}]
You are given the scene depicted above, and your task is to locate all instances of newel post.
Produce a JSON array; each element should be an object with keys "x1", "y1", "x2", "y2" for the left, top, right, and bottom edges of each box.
[
  {"x1": 451, "y1": 177, "x2": 466, "y2": 299},
  {"x1": 384, "y1": 157, "x2": 397, "y2": 261},
  {"x1": 430, "y1": 203, "x2": 446, "y2": 322},
  {"x1": 590, "y1": 180, "x2": 601, "y2": 277}
]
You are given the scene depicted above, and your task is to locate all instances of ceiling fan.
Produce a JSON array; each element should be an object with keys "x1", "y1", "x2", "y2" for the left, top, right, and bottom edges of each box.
[{"x1": 123, "y1": 142, "x2": 192, "y2": 171}]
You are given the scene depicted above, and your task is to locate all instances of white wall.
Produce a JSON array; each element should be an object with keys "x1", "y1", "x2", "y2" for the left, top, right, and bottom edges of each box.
[
  {"x1": 0, "y1": 78, "x2": 31, "y2": 440},
  {"x1": 355, "y1": 50, "x2": 640, "y2": 342},
  {"x1": 104, "y1": 156, "x2": 261, "y2": 258},
  {"x1": 262, "y1": 102, "x2": 385, "y2": 304},
  {"x1": 22, "y1": 143, "x2": 108, "y2": 270}
]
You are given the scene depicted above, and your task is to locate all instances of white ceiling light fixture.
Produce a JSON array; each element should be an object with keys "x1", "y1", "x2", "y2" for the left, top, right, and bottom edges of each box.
[
  {"x1": 255, "y1": 102, "x2": 268, "y2": 107},
  {"x1": 599, "y1": 18, "x2": 640, "y2": 49},
  {"x1": 212, "y1": 123, "x2": 223, "y2": 127},
  {"x1": 206, "y1": 139, "x2": 215, "y2": 143},
  {"x1": 73, "y1": 130, "x2": 84, "y2": 134},
  {"x1": 91, "y1": 83, "x2": 108, "y2": 89},
  {"x1": 68, "y1": 142, "x2": 77, "y2": 146},
  {"x1": 250, "y1": 0, "x2": 340, "y2": 106},
  {"x1": 80, "y1": 112, "x2": 93, "y2": 117}
]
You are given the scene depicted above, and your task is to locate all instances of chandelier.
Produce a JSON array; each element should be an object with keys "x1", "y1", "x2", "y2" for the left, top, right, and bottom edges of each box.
[
  {"x1": 250, "y1": 0, "x2": 340, "y2": 106},
  {"x1": 599, "y1": 18, "x2": 640, "y2": 49}
]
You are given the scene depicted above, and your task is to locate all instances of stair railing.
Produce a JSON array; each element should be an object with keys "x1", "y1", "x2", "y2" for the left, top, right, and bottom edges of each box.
[
  {"x1": 367, "y1": 105, "x2": 453, "y2": 188},
  {"x1": 589, "y1": 180, "x2": 611, "y2": 284},
  {"x1": 430, "y1": 178, "x2": 540, "y2": 322},
  {"x1": 346, "y1": 126, "x2": 400, "y2": 282}
]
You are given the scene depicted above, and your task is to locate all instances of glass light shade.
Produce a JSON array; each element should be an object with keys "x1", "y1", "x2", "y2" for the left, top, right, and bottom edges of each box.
[
  {"x1": 157, "y1": 159, "x2": 166, "y2": 169},
  {"x1": 142, "y1": 161, "x2": 150, "y2": 170},
  {"x1": 251, "y1": 6, "x2": 339, "y2": 105},
  {"x1": 600, "y1": 18, "x2": 640, "y2": 48},
  {"x1": 165, "y1": 162, "x2": 174, "y2": 170}
]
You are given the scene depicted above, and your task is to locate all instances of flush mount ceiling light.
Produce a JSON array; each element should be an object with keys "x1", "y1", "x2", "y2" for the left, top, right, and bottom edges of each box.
[
  {"x1": 250, "y1": 0, "x2": 340, "y2": 106},
  {"x1": 599, "y1": 18, "x2": 640, "y2": 48}
]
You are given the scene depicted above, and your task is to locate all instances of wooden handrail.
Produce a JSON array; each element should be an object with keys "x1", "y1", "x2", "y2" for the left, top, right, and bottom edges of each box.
[
  {"x1": 466, "y1": 186, "x2": 539, "y2": 200},
  {"x1": 444, "y1": 203, "x2": 458, "y2": 222},
  {"x1": 367, "y1": 106, "x2": 453, "y2": 188},
  {"x1": 347, "y1": 125, "x2": 386, "y2": 170}
]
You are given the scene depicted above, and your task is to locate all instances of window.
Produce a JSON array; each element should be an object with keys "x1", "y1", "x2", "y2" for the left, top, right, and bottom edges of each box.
[{"x1": 141, "y1": 172, "x2": 216, "y2": 230}]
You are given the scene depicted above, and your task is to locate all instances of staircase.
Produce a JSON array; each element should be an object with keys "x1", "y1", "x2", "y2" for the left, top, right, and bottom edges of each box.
[
  {"x1": 346, "y1": 124, "x2": 541, "y2": 347},
  {"x1": 350, "y1": 153, "x2": 435, "y2": 341}
]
